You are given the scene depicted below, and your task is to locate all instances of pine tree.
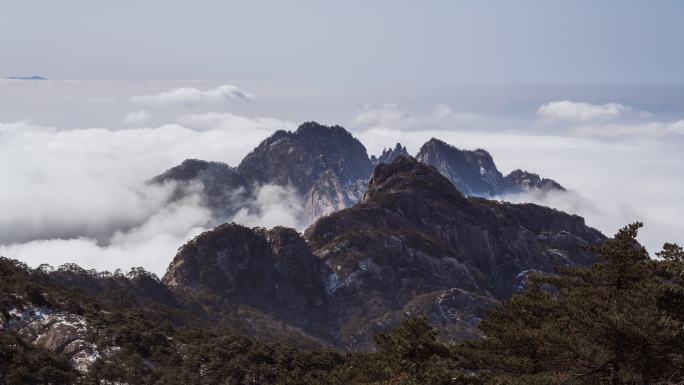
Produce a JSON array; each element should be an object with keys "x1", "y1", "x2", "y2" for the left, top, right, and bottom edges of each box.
[{"x1": 461, "y1": 223, "x2": 684, "y2": 384}]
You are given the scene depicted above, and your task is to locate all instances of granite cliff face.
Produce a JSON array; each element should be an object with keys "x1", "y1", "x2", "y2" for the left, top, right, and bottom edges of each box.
[
  {"x1": 162, "y1": 156, "x2": 604, "y2": 349},
  {"x1": 416, "y1": 138, "x2": 565, "y2": 197}
]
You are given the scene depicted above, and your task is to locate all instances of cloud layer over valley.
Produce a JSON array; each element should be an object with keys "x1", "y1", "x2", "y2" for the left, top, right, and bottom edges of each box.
[{"x1": 0, "y1": 80, "x2": 682, "y2": 275}]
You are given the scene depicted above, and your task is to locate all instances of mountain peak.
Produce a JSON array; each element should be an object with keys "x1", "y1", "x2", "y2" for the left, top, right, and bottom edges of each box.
[
  {"x1": 238, "y1": 123, "x2": 371, "y2": 185},
  {"x1": 416, "y1": 138, "x2": 503, "y2": 196},
  {"x1": 365, "y1": 155, "x2": 465, "y2": 204}
]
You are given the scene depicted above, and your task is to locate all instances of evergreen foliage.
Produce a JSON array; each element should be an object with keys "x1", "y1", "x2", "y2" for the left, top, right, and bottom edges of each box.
[
  {"x1": 461, "y1": 223, "x2": 684, "y2": 384},
  {"x1": 1, "y1": 223, "x2": 683, "y2": 384}
]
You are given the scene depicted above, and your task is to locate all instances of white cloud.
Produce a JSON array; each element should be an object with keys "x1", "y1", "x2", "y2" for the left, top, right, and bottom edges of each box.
[
  {"x1": 230, "y1": 184, "x2": 305, "y2": 230},
  {"x1": 123, "y1": 109, "x2": 151, "y2": 124},
  {"x1": 0, "y1": 114, "x2": 289, "y2": 275},
  {"x1": 131, "y1": 84, "x2": 253, "y2": 106},
  {"x1": 538, "y1": 100, "x2": 631, "y2": 122},
  {"x1": 350, "y1": 103, "x2": 482, "y2": 132},
  {"x1": 573, "y1": 120, "x2": 684, "y2": 138},
  {"x1": 177, "y1": 112, "x2": 293, "y2": 132},
  {"x1": 353, "y1": 103, "x2": 412, "y2": 127},
  {"x1": 0, "y1": 192, "x2": 211, "y2": 275}
]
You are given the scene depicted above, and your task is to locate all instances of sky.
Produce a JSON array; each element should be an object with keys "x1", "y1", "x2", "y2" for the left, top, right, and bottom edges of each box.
[
  {"x1": 1, "y1": 0, "x2": 683, "y2": 83},
  {"x1": 0, "y1": 1, "x2": 682, "y2": 275}
]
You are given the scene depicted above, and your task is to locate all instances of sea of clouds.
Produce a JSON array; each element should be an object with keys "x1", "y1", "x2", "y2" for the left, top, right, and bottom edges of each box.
[{"x1": 0, "y1": 80, "x2": 682, "y2": 275}]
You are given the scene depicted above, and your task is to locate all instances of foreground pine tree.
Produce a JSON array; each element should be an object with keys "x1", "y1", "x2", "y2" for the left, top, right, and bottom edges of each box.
[{"x1": 461, "y1": 223, "x2": 684, "y2": 385}]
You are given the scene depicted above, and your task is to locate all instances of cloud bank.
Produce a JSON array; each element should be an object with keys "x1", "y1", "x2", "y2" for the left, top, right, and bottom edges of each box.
[
  {"x1": 538, "y1": 100, "x2": 631, "y2": 122},
  {"x1": 0, "y1": 113, "x2": 293, "y2": 275},
  {"x1": 177, "y1": 112, "x2": 291, "y2": 132},
  {"x1": 351, "y1": 103, "x2": 483, "y2": 132},
  {"x1": 131, "y1": 85, "x2": 253, "y2": 106},
  {"x1": 572, "y1": 120, "x2": 684, "y2": 138}
]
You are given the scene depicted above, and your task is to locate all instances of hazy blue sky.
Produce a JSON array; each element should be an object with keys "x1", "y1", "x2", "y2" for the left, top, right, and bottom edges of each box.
[{"x1": 1, "y1": 0, "x2": 683, "y2": 82}]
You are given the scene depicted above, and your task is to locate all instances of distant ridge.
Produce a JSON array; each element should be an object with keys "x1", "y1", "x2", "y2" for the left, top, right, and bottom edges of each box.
[{"x1": 6, "y1": 75, "x2": 47, "y2": 80}]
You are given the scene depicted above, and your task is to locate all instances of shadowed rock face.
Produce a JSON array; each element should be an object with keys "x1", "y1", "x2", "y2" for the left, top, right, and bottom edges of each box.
[{"x1": 164, "y1": 156, "x2": 604, "y2": 349}]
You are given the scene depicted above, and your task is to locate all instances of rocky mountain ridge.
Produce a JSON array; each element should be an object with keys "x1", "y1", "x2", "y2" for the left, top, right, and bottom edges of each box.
[{"x1": 151, "y1": 122, "x2": 565, "y2": 226}]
